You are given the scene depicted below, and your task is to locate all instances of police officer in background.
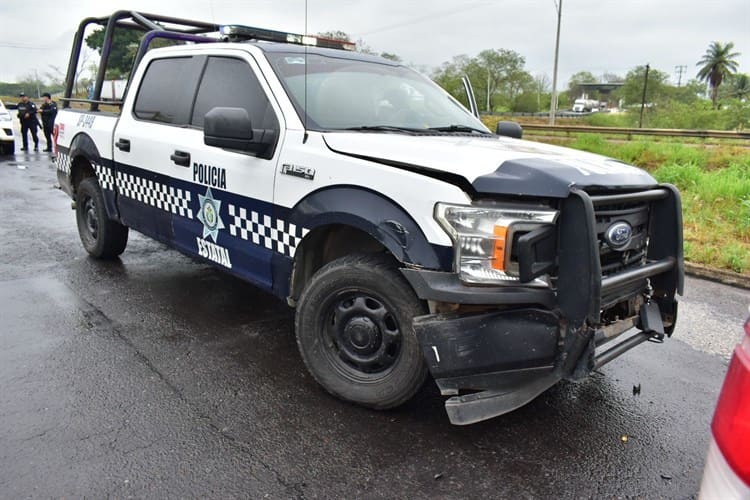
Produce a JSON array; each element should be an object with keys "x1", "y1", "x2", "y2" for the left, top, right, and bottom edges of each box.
[
  {"x1": 16, "y1": 92, "x2": 39, "y2": 152},
  {"x1": 39, "y1": 92, "x2": 57, "y2": 152}
]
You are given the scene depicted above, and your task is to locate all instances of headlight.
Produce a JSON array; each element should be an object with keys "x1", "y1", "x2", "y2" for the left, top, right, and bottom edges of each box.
[{"x1": 435, "y1": 202, "x2": 558, "y2": 285}]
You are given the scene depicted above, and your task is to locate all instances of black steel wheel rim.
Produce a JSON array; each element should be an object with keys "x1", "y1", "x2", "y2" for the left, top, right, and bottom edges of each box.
[
  {"x1": 83, "y1": 195, "x2": 99, "y2": 240},
  {"x1": 320, "y1": 290, "x2": 403, "y2": 379}
]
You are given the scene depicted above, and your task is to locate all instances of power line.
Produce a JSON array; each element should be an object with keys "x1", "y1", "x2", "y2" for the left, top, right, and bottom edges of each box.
[{"x1": 0, "y1": 42, "x2": 55, "y2": 50}]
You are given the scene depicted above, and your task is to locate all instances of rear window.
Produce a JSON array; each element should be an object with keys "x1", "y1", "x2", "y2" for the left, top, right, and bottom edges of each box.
[{"x1": 133, "y1": 57, "x2": 196, "y2": 124}]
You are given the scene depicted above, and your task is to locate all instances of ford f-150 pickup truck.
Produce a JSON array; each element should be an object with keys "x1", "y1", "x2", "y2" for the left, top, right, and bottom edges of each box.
[{"x1": 55, "y1": 12, "x2": 683, "y2": 425}]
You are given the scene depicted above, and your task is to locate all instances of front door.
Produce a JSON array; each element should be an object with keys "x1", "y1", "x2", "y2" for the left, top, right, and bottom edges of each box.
[{"x1": 115, "y1": 51, "x2": 283, "y2": 289}]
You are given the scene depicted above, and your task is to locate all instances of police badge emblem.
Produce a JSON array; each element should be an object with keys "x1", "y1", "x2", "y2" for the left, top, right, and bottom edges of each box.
[{"x1": 197, "y1": 187, "x2": 225, "y2": 242}]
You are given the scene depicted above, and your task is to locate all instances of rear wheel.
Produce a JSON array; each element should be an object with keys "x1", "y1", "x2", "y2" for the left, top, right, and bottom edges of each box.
[
  {"x1": 75, "y1": 176, "x2": 128, "y2": 258},
  {"x1": 295, "y1": 253, "x2": 428, "y2": 409}
]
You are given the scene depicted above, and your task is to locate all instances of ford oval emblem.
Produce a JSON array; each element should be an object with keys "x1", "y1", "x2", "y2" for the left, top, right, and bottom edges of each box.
[{"x1": 605, "y1": 221, "x2": 633, "y2": 249}]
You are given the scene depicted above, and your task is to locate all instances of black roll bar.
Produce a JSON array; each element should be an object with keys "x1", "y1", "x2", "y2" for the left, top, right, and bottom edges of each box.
[{"x1": 62, "y1": 11, "x2": 221, "y2": 111}]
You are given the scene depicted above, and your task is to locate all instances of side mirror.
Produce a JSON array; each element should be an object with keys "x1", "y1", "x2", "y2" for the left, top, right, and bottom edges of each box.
[
  {"x1": 204, "y1": 107, "x2": 277, "y2": 158},
  {"x1": 496, "y1": 120, "x2": 523, "y2": 139}
]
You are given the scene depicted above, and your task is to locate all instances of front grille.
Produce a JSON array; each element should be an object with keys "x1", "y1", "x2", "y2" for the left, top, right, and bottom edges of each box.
[
  {"x1": 588, "y1": 188, "x2": 672, "y2": 309},
  {"x1": 594, "y1": 200, "x2": 650, "y2": 276}
]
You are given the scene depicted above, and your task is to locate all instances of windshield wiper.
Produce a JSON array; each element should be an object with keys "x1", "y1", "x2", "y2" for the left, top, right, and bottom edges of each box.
[
  {"x1": 427, "y1": 125, "x2": 490, "y2": 134},
  {"x1": 342, "y1": 125, "x2": 431, "y2": 134}
]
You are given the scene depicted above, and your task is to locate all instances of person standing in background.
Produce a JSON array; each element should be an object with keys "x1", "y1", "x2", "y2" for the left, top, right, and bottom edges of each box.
[
  {"x1": 39, "y1": 93, "x2": 58, "y2": 152},
  {"x1": 16, "y1": 92, "x2": 39, "y2": 152}
]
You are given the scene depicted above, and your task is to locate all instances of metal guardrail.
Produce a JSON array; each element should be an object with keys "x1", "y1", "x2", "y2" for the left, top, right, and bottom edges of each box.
[{"x1": 519, "y1": 124, "x2": 750, "y2": 140}]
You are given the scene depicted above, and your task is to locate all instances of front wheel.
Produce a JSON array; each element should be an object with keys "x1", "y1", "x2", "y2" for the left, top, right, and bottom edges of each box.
[
  {"x1": 295, "y1": 253, "x2": 428, "y2": 409},
  {"x1": 75, "y1": 176, "x2": 129, "y2": 258},
  {"x1": 0, "y1": 141, "x2": 13, "y2": 156}
]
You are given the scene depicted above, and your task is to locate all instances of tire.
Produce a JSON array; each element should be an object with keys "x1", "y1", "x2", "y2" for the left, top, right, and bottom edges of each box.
[
  {"x1": 75, "y1": 176, "x2": 129, "y2": 258},
  {"x1": 0, "y1": 141, "x2": 13, "y2": 156},
  {"x1": 295, "y1": 253, "x2": 428, "y2": 409}
]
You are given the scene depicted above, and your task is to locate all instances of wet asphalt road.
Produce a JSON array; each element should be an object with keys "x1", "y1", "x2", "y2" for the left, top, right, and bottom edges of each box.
[{"x1": 1, "y1": 151, "x2": 749, "y2": 499}]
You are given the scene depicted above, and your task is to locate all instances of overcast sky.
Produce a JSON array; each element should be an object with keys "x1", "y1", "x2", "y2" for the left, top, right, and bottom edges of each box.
[{"x1": 0, "y1": 0, "x2": 748, "y2": 87}]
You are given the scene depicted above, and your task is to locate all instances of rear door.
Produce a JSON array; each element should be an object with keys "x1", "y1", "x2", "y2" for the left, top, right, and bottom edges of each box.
[{"x1": 112, "y1": 55, "x2": 203, "y2": 243}]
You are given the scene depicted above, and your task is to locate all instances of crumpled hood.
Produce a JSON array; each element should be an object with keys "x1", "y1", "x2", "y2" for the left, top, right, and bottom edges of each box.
[{"x1": 323, "y1": 132, "x2": 657, "y2": 197}]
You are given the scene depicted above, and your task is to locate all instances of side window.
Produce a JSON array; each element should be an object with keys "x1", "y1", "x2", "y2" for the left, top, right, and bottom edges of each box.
[
  {"x1": 133, "y1": 57, "x2": 196, "y2": 124},
  {"x1": 191, "y1": 57, "x2": 278, "y2": 130}
]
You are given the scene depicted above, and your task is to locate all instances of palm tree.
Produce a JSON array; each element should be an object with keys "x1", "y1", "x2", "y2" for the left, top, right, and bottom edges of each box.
[
  {"x1": 731, "y1": 74, "x2": 750, "y2": 100},
  {"x1": 696, "y1": 41, "x2": 740, "y2": 108}
]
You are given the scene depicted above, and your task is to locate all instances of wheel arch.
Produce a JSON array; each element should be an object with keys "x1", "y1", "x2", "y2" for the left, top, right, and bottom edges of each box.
[
  {"x1": 284, "y1": 186, "x2": 451, "y2": 302},
  {"x1": 67, "y1": 132, "x2": 119, "y2": 220},
  {"x1": 68, "y1": 132, "x2": 102, "y2": 194}
]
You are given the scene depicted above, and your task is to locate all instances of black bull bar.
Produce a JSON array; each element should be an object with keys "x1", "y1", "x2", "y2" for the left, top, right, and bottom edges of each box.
[{"x1": 405, "y1": 185, "x2": 683, "y2": 425}]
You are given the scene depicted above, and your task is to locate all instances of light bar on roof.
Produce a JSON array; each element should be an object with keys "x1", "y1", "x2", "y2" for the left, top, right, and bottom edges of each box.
[{"x1": 219, "y1": 25, "x2": 356, "y2": 51}]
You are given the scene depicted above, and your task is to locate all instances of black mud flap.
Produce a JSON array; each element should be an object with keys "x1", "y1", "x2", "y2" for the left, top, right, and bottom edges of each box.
[
  {"x1": 445, "y1": 373, "x2": 561, "y2": 425},
  {"x1": 413, "y1": 309, "x2": 561, "y2": 425},
  {"x1": 413, "y1": 309, "x2": 559, "y2": 380}
]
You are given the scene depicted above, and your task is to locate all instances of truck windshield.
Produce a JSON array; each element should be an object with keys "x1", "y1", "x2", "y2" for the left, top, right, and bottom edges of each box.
[{"x1": 266, "y1": 52, "x2": 489, "y2": 133}]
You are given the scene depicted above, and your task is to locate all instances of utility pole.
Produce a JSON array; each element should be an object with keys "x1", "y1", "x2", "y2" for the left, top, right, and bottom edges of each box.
[
  {"x1": 639, "y1": 63, "x2": 650, "y2": 128},
  {"x1": 487, "y1": 68, "x2": 491, "y2": 112},
  {"x1": 674, "y1": 65, "x2": 687, "y2": 87},
  {"x1": 549, "y1": 0, "x2": 562, "y2": 125}
]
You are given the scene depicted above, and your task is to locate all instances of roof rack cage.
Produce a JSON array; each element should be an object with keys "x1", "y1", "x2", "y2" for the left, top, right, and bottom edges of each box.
[
  {"x1": 63, "y1": 11, "x2": 220, "y2": 111},
  {"x1": 62, "y1": 11, "x2": 356, "y2": 112}
]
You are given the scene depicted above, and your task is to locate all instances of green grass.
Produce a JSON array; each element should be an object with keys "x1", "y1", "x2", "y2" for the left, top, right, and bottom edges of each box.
[{"x1": 651, "y1": 159, "x2": 750, "y2": 273}]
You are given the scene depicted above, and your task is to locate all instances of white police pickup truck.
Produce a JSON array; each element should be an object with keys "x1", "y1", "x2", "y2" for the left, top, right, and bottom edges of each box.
[{"x1": 56, "y1": 12, "x2": 683, "y2": 425}]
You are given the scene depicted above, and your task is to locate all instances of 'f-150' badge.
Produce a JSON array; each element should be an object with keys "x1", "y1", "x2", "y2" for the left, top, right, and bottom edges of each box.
[{"x1": 281, "y1": 164, "x2": 315, "y2": 180}]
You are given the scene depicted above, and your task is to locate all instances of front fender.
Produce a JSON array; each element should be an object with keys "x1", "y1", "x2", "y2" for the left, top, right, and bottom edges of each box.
[{"x1": 286, "y1": 186, "x2": 451, "y2": 271}]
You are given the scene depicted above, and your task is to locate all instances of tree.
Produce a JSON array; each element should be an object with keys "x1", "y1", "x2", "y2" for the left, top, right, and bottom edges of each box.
[
  {"x1": 696, "y1": 41, "x2": 741, "y2": 108},
  {"x1": 432, "y1": 49, "x2": 533, "y2": 112},
  {"x1": 85, "y1": 27, "x2": 182, "y2": 80},
  {"x1": 85, "y1": 27, "x2": 143, "y2": 79},
  {"x1": 723, "y1": 73, "x2": 750, "y2": 101},
  {"x1": 431, "y1": 54, "x2": 473, "y2": 108},
  {"x1": 532, "y1": 74, "x2": 551, "y2": 112},
  {"x1": 475, "y1": 49, "x2": 529, "y2": 111},
  {"x1": 666, "y1": 79, "x2": 705, "y2": 105},
  {"x1": 619, "y1": 65, "x2": 670, "y2": 107},
  {"x1": 567, "y1": 71, "x2": 597, "y2": 100}
]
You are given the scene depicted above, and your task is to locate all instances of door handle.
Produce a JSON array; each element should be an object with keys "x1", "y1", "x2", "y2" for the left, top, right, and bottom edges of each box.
[
  {"x1": 115, "y1": 138, "x2": 130, "y2": 152},
  {"x1": 170, "y1": 150, "x2": 191, "y2": 167}
]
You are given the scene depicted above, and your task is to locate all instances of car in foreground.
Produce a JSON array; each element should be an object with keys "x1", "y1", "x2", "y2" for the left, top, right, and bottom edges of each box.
[
  {"x1": 54, "y1": 11, "x2": 683, "y2": 425},
  {"x1": 699, "y1": 307, "x2": 750, "y2": 499},
  {"x1": 0, "y1": 99, "x2": 15, "y2": 155}
]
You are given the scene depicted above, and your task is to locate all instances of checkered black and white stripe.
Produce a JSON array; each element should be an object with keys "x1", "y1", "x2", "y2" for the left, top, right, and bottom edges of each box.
[
  {"x1": 94, "y1": 164, "x2": 115, "y2": 191},
  {"x1": 116, "y1": 172, "x2": 194, "y2": 219},
  {"x1": 56, "y1": 151, "x2": 71, "y2": 174},
  {"x1": 227, "y1": 204, "x2": 309, "y2": 257}
]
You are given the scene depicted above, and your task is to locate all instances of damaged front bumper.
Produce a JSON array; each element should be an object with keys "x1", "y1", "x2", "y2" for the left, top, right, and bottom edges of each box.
[{"x1": 402, "y1": 185, "x2": 684, "y2": 425}]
